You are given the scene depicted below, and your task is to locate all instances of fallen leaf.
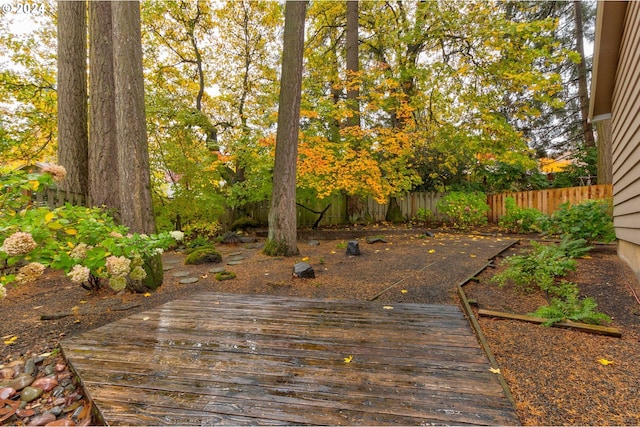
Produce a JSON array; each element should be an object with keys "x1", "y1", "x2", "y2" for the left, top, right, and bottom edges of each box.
[
  {"x1": 330, "y1": 251, "x2": 336, "y2": 254},
  {"x1": 597, "y1": 358, "x2": 614, "y2": 366},
  {"x1": 79, "y1": 300, "x2": 87, "y2": 304},
  {"x1": 428, "y1": 249, "x2": 436, "y2": 254},
  {"x1": 343, "y1": 355, "x2": 353, "y2": 363},
  {"x1": 470, "y1": 254, "x2": 476, "y2": 258},
  {"x1": 200, "y1": 274, "x2": 208, "y2": 279},
  {"x1": 143, "y1": 316, "x2": 150, "y2": 321},
  {"x1": 3, "y1": 335, "x2": 18, "y2": 345},
  {"x1": 301, "y1": 257, "x2": 309, "y2": 261},
  {"x1": 401, "y1": 289, "x2": 408, "y2": 294},
  {"x1": 489, "y1": 367, "x2": 501, "y2": 374},
  {"x1": 385, "y1": 248, "x2": 389, "y2": 251},
  {"x1": 143, "y1": 292, "x2": 151, "y2": 297},
  {"x1": 383, "y1": 306, "x2": 393, "y2": 310}
]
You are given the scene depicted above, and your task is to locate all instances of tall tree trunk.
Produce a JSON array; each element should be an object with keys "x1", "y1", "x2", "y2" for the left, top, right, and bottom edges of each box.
[
  {"x1": 345, "y1": 0, "x2": 360, "y2": 128},
  {"x1": 88, "y1": 1, "x2": 120, "y2": 213},
  {"x1": 596, "y1": 120, "x2": 613, "y2": 184},
  {"x1": 573, "y1": 1, "x2": 595, "y2": 148},
  {"x1": 266, "y1": 0, "x2": 307, "y2": 256},
  {"x1": 57, "y1": 0, "x2": 88, "y2": 196},
  {"x1": 112, "y1": 0, "x2": 156, "y2": 234}
]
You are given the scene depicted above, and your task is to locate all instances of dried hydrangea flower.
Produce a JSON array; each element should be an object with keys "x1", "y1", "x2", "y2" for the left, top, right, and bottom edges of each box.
[
  {"x1": 16, "y1": 262, "x2": 46, "y2": 284},
  {"x1": 0, "y1": 232, "x2": 38, "y2": 256},
  {"x1": 67, "y1": 264, "x2": 91, "y2": 283}
]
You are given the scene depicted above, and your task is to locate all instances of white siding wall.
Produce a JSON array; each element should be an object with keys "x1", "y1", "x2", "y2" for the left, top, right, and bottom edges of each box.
[{"x1": 611, "y1": 2, "x2": 640, "y2": 248}]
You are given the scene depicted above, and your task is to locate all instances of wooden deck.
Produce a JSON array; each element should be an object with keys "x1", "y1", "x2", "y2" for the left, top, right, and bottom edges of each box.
[{"x1": 61, "y1": 292, "x2": 519, "y2": 426}]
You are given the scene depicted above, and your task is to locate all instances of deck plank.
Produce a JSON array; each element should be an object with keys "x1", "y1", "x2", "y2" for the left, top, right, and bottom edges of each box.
[{"x1": 62, "y1": 292, "x2": 519, "y2": 425}]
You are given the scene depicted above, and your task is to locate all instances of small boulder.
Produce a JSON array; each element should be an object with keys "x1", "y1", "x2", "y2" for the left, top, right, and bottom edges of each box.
[
  {"x1": 184, "y1": 248, "x2": 222, "y2": 265},
  {"x1": 346, "y1": 241, "x2": 361, "y2": 256},
  {"x1": 293, "y1": 262, "x2": 315, "y2": 279}
]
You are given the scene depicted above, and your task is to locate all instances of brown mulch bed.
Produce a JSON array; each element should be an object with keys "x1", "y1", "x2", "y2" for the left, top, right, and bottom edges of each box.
[{"x1": 2, "y1": 228, "x2": 640, "y2": 425}]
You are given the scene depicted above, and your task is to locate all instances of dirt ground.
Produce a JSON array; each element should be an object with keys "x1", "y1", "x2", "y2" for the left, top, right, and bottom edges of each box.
[{"x1": 2, "y1": 227, "x2": 640, "y2": 425}]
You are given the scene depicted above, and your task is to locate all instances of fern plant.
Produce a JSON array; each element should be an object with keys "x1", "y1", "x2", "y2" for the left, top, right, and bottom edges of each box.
[{"x1": 532, "y1": 293, "x2": 611, "y2": 326}]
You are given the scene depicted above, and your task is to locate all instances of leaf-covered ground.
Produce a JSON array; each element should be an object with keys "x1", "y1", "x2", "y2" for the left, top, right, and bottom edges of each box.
[{"x1": 1, "y1": 229, "x2": 639, "y2": 425}]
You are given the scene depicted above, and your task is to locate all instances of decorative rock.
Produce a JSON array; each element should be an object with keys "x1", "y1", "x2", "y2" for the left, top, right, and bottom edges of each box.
[
  {"x1": 52, "y1": 385, "x2": 65, "y2": 397},
  {"x1": 9, "y1": 374, "x2": 34, "y2": 390},
  {"x1": 209, "y1": 267, "x2": 226, "y2": 273},
  {"x1": 20, "y1": 385, "x2": 43, "y2": 402},
  {"x1": 240, "y1": 236, "x2": 256, "y2": 243},
  {"x1": 44, "y1": 364, "x2": 55, "y2": 375},
  {"x1": 293, "y1": 262, "x2": 315, "y2": 279},
  {"x1": 0, "y1": 387, "x2": 16, "y2": 399},
  {"x1": 0, "y1": 367, "x2": 15, "y2": 379},
  {"x1": 32, "y1": 376, "x2": 58, "y2": 392},
  {"x1": 24, "y1": 358, "x2": 36, "y2": 376},
  {"x1": 366, "y1": 237, "x2": 387, "y2": 244},
  {"x1": 308, "y1": 240, "x2": 320, "y2": 246},
  {"x1": 179, "y1": 277, "x2": 199, "y2": 284},
  {"x1": 29, "y1": 412, "x2": 57, "y2": 426},
  {"x1": 346, "y1": 241, "x2": 361, "y2": 256},
  {"x1": 172, "y1": 271, "x2": 191, "y2": 277},
  {"x1": 49, "y1": 406, "x2": 64, "y2": 416},
  {"x1": 220, "y1": 231, "x2": 242, "y2": 244},
  {"x1": 55, "y1": 363, "x2": 67, "y2": 372},
  {"x1": 45, "y1": 419, "x2": 77, "y2": 426},
  {"x1": 16, "y1": 408, "x2": 35, "y2": 417}
]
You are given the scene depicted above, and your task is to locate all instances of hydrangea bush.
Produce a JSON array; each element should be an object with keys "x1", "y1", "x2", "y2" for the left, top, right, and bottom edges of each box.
[{"x1": 0, "y1": 168, "x2": 183, "y2": 298}]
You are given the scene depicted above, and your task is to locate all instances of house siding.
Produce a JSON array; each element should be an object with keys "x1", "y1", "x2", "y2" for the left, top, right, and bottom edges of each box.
[{"x1": 611, "y1": 2, "x2": 640, "y2": 272}]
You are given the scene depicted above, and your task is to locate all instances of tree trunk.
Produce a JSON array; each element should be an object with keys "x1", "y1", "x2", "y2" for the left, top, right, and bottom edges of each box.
[
  {"x1": 266, "y1": 0, "x2": 307, "y2": 257},
  {"x1": 88, "y1": 1, "x2": 120, "y2": 214},
  {"x1": 345, "y1": 0, "x2": 360, "y2": 128},
  {"x1": 573, "y1": 1, "x2": 595, "y2": 148},
  {"x1": 57, "y1": 0, "x2": 88, "y2": 196},
  {"x1": 596, "y1": 120, "x2": 613, "y2": 185},
  {"x1": 112, "y1": 1, "x2": 156, "y2": 235}
]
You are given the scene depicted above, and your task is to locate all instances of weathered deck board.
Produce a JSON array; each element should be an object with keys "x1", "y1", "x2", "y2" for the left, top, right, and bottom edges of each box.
[{"x1": 61, "y1": 292, "x2": 519, "y2": 426}]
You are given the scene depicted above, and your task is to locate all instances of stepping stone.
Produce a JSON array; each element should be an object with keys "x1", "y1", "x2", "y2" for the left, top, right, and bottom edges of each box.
[
  {"x1": 228, "y1": 256, "x2": 244, "y2": 261},
  {"x1": 227, "y1": 261, "x2": 242, "y2": 266},
  {"x1": 308, "y1": 240, "x2": 320, "y2": 246},
  {"x1": 162, "y1": 265, "x2": 174, "y2": 271},
  {"x1": 179, "y1": 277, "x2": 199, "y2": 284},
  {"x1": 209, "y1": 267, "x2": 226, "y2": 273},
  {"x1": 172, "y1": 271, "x2": 191, "y2": 277},
  {"x1": 228, "y1": 251, "x2": 243, "y2": 256}
]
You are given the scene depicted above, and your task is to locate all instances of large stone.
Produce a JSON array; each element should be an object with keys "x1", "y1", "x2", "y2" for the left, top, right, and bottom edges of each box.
[
  {"x1": 31, "y1": 376, "x2": 58, "y2": 392},
  {"x1": 293, "y1": 262, "x2": 315, "y2": 279},
  {"x1": 346, "y1": 241, "x2": 361, "y2": 256},
  {"x1": 20, "y1": 385, "x2": 43, "y2": 402},
  {"x1": 8, "y1": 374, "x2": 33, "y2": 391}
]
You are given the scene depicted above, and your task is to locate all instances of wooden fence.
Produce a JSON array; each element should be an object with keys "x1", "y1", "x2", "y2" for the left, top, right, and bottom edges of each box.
[
  {"x1": 245, "y1": 185, "x2": 613, "y2": 228},
  {"x1": 486, "y1": 184, "x2": 613, "y2": 223},
  {"x1": 31, "y1": 188, "x2": 86, "y2": 209}
]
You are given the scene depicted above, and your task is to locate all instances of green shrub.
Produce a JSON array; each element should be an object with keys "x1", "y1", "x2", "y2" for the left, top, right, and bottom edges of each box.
[
  {"x1": 0, "y1": 169, "x2": 181, "y2": 297},
  {"x1": 184, "y1": 248, "x2": 222, "y2": 265},
  {"x1": 491, "y1": 238, "x2": 590, "y2": 292},
  {"x1": 498, "y1": 197, "x2": 547, "y2": 234},
  {"x1": 532, "y1": 292, "x2": 611, "y2": 326},
  {"x1": 546, "y1": 199, "x2": 615, "y2": 243},
  {"x1": 412, "y1": 208, "x2": 433, "y2": 225},
  {"x1": 436, "y1": 191, "x2": 489, "y2": 230}
]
